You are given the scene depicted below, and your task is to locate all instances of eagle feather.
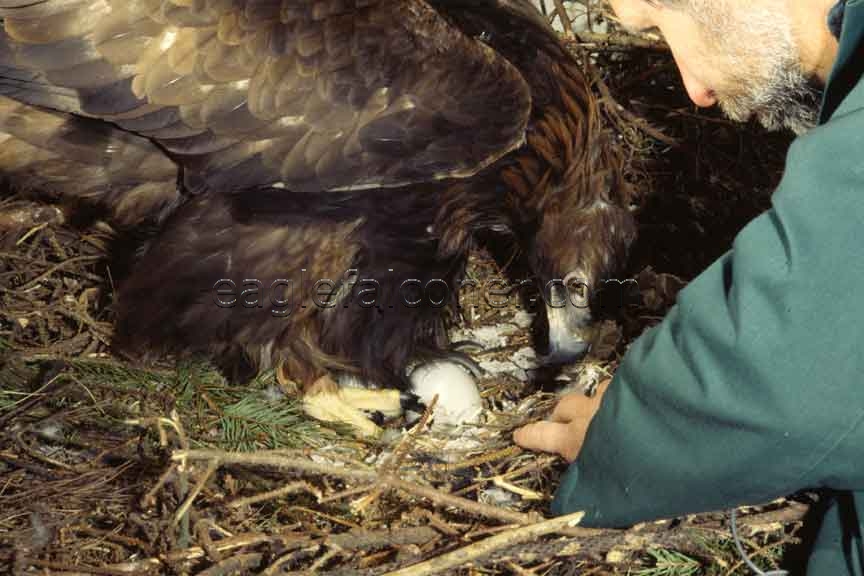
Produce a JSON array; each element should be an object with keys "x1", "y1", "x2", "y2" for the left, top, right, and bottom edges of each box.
[{"x1": 0, "y1": 0, "x2": 637, "y2": 429}]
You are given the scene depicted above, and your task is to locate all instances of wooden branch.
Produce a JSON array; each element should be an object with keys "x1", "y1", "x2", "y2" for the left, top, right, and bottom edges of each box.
[
  {"x1": 546, "y1": 6, "x2": 678, "y2": 147},
  {"x1": 18, "y1": 503, "x2": 806, "y2": 576},
  {"x1": 18, "y1": 558, "x2": 160, "y2": 575},
  {"x1": 228, "y1": 480, "x2": 323, "y2": 509},
  {"x1": 173, "y1": 448, "x2": 538, "y2": 526},
  {"x1": 173, "y1": 449, "x2": 377, "y2": 482},
  {"x1": 378, "y1": 511, "x2": 587, "y2": 576},
  {"x1": 592, "y1": 68, "x2": 680, "y2": 147},
  {"x1": 174, "y1": 459, "x2": 218, "y2": 526},
  {"x1": 327, "y1": 527, "x2": 441, "y2": 551},
  {"x1": 197, "y1": 553, "x2": 264, "y2": 576},
  {"x1": 430, "y1": 445, "x2": 524, "y2": 473},
  {"x1": 551, "y1": 0, "x2": 575, "y2": 38},
  {"x1": 165, "y1": 450, "x2": 808, "y2": 575},
  {"x1": 453, "y1": 455, "x2": 557, "y2": 496},
  {"x1": 383, "y1": 475, "x2": 537, "y2": 526},
  {"x1": 329, "y1": 505, "x2": 809, "y2": 575},
  {"x1": 565, "y1": 32, "x2": 668, "y2": 51},
  {"x1": 353, "y1": 395, "x2": 438, "y2": 513}
]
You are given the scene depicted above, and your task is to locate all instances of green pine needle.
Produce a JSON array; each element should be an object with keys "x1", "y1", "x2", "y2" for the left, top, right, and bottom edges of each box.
[
  {"x1": 216, "y1": 392, "x2": 330, "y2": 451},
  {"x1": 636, "y1": 548, "x2": 701, "y2": 576},
  {"x1": 1, "y1": 357, "x2": 338, "y2": 451}
]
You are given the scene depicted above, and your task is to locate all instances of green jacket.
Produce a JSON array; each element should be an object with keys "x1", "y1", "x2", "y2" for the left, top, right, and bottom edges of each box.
[{"x1": 551, "y1": 2, "x2": 864, "y2": 574}]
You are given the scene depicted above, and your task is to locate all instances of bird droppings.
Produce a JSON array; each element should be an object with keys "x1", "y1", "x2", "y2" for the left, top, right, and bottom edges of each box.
[
  {"x1": 512, "y1": 347, "x2": 540, "y2": 371},
  {"x1": 479, "y1": 486, "x2": 519, "y2": 507},
  {"x1": 33, "y1": 421, "x2": 64, "y2": 441},
  {"x1": 262, "y1": 384, "x2": 286, "y2": 401},
  {"x1": 478, "y1": 359, "x2": 524, "y2": 380},
  {"x1": 512, "y1": 310, "x2": 536, "y2": 329}
]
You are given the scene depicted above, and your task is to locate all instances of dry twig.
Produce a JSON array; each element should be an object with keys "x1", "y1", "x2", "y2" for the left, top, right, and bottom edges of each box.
[
  {"x1": 379, "y1": 510, "x2": 586, "y2": 576},
  {"x1": 172, "y1": 448, "x2": 539, "y2": 526}
]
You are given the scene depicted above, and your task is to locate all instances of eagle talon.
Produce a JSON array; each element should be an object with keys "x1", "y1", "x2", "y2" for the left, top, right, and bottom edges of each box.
[
  {"x1": 369, "y1": 411, "x2": 386, "y2": 426},
  {"x1": 410, "y1": 349, "x2": 485, "y2": 379},
  {"x1": 302, "y1": 390, "x2": 383, "y2": 438}
]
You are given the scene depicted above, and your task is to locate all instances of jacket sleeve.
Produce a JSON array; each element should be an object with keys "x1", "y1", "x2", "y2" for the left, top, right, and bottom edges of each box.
[{"x1": 551, "y1": 105, "x2": 864, "y2": 527}]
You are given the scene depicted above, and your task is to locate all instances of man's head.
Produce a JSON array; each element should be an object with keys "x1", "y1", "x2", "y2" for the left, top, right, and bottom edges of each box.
[{"x1": 608, "y1": 0, "x2": 841, "y2": 134}]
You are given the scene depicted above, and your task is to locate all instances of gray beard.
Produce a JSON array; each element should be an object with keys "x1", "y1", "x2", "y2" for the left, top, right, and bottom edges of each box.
[
  {"x1": 690, "y1": 1, "x2": 824, "y2": 135},
  {"x1": 716, "y1": 55, "x2": 824, "y2": 135}
]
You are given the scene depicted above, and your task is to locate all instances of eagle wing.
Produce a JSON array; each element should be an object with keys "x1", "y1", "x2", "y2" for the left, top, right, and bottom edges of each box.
[{"x1": 0, "y1": 0, "x2": 532, "y2": 192}]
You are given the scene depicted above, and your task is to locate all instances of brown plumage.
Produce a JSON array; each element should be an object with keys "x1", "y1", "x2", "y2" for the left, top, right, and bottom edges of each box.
[{"x1": 0, "y1": 0, "x2": 636, "y2": 435}]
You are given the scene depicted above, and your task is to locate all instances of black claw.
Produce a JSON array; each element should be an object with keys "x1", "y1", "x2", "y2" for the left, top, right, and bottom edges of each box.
[
  {"x1": 445, "y1": 351, "x2": 485, "y2": 378},
  {"x1": 400, "y1": 391, "x2": 426, "y2": 414},
  {"x1": 448, "y1": 340, "x2": 485, "y2": 353},
  {"x1": 411, "y1": 347, "x2": 486, "y2": 379},
  {"x1": 450, "y1": 468, "x2": 479, "y2": 491},
  {"x1": 369, "y1": 411, "x2": 386, "y2": 426}
]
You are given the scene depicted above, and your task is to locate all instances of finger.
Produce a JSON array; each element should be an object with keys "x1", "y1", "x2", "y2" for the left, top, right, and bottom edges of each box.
[
  {"x1": 550, "y1": 380, "x2": 613, "y2": 423},
  {"x1": 550, "y1": 392, "x2": 594, "y2": 423},
  {"x1": 512, "y1": 421, "x2": 580, "y2": 461},
  {"x1": 595, "y1": 377, "x2": 613, "y2": 396}
]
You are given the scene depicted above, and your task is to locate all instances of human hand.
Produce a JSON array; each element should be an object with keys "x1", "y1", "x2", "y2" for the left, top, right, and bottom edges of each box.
[{"x1": 512, "y1": 379, "x2": 612, "y2": 462}]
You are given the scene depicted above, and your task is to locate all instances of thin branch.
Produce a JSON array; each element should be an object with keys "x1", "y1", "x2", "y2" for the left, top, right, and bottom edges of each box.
[
  {"x1": 172, "y1": 448, "x2": 538, "y2": 526},
  {"x1": 174, "y1": 458, "x2": 218, "y2": 526},
  {"x1": 353, "y1": 395, "x2": 438, "y2": 513},
  {"x1": 379, "y1": 510, "x2": 587, "y2": 576},
  {"x1": 565, "y1": 32, "x2": 668, "y2": 51},
  {"x1": 229, "y1": 480, "x2": 323, "y2": 509}
]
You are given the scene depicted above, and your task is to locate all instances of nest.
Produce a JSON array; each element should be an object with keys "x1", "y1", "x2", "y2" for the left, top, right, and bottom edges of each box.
[{"x1": 1, "y1": 3, "x2": 809, "y2": 574}]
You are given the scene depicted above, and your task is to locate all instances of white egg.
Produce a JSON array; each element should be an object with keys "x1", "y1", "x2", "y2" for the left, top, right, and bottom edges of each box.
[{"x1": 409, "y1": 361, "x2": 483, "y2": 429}]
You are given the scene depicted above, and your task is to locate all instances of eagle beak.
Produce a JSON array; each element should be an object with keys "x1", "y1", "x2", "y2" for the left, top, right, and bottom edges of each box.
[{"x1": 540, "y1": 282, "x2": 593, "y2": 366}]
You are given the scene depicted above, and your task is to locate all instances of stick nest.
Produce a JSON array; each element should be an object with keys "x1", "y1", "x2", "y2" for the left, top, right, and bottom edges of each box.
[{"x1": 1, "y1": 3, "x2": 807, "y2": 574}]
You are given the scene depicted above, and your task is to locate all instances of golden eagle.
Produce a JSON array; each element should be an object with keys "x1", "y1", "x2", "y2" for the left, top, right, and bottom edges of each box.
[{"x1": 0, "y1": 0, "x2": 636, "y2": 435}]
